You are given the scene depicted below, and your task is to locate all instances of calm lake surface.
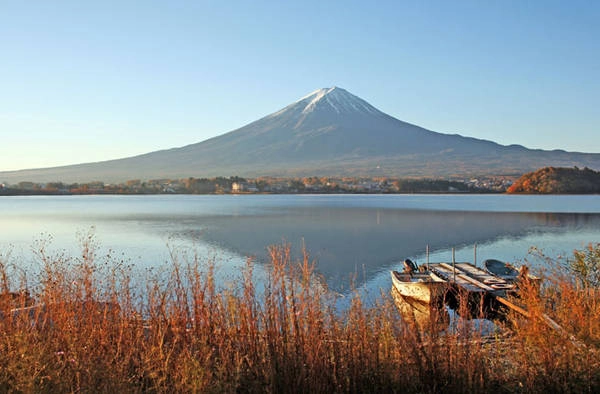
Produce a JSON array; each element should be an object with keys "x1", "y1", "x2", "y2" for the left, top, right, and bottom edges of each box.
[{"x1": 1, "y1": 194, "x2": 599, "y2": 295}]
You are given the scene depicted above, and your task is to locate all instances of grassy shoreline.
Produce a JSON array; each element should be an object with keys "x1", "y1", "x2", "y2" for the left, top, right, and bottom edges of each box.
[{"x1": 1, "y1": 240, "x2": 599, "y2": 393}]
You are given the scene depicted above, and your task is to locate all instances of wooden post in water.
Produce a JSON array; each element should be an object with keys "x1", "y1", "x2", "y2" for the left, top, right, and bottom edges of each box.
[
  {"x1": 474, "y1": 243, "x2": 477, "y2": 267},
  {"x1": 495, "y1": 295, "x2": 585, "y2": 350},
  {"x1": 452, "y1": 248, "x2": 456, "y2": 283},
  {"x1": 426, "y1": 244, "x2": 430, "y2": 271}
]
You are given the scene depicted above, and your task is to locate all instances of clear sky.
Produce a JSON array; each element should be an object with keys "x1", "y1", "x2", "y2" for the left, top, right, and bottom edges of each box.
[{"x1": 1, "y1": 0, "x2": 599, "y2": 171}]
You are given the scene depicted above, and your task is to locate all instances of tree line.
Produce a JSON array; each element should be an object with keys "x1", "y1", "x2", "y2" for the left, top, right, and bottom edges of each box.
[{"x1": 0, "y1": 175, "x2": 505, "y2": 195}]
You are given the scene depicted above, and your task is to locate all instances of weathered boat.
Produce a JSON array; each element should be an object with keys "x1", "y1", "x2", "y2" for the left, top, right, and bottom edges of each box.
[
  {"x1": 483, "y1": 259, "x2": 519, "y2": 279},
  {"x1": 390, "y1": 270, "x2": 447, "y2": 304},
  {"x1": 390, "y1": 287, "x2": 449, "y2": 331},
  {"x1": 484, "y1": 259, "x2": 540, "y2": 284}
]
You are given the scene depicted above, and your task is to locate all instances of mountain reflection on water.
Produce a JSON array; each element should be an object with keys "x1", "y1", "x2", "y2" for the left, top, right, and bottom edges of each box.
[
  {"x1": 177, "y1": 207, "x2": 600, "y2": 290},
  {"x1": 1, "y1": 195, "x2": 599, "y2": 293}
]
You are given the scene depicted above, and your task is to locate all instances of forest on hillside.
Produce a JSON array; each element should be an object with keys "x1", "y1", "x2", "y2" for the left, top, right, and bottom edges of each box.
[{"x1": 507, "y1": 166, "x2": 600, "y2": 194}]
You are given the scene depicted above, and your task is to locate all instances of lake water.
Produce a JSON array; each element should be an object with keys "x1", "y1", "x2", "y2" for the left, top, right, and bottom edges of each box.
[{"x1": 1, "y1": 194, "x2": 599, "y2": 296}]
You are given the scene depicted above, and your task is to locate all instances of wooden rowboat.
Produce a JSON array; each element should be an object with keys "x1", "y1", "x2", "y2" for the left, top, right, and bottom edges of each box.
[
  {"x1": 483, "y1": 259, "x2": 519, "y2": 279},
  {"x1": 390, "y1": 270, "x2": 447, "y2": 304},
  {"x1": 390, "y1": 287, "x2": 449, "y2": 330},
  {"x1": 484, "y1": 259, "x2": 540, "y2": 284}
]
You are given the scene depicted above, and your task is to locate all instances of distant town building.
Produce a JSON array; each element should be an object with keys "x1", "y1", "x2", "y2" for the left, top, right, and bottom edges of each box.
[{"x1": 232, "y1": 182, "x2": 258, "y2": 193}]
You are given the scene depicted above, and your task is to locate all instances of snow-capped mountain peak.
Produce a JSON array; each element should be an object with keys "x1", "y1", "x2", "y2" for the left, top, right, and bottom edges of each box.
[
  {"x1": 267, "y1": 86, "x2": 383, "y2": 120},
  {"x1": 298, "y1": 86, "x2": 381, "y2": 115}
]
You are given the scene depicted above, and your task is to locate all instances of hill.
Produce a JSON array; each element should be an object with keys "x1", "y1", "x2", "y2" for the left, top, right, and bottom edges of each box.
[
  {"x1": 2, "y1": 87, "x2": 600, "y2": 183},
  {"x1": 507, "y1": 167, "x2": 600, "y2": 194}
]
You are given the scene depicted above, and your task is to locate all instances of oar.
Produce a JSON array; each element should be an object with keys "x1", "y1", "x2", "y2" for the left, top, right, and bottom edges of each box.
[{"x1": 495, "y1": 295, "x2": 584, "y2": 350}]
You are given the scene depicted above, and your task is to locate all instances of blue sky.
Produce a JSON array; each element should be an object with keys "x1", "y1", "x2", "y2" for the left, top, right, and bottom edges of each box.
[{"x1": 1, "y1": 1, "x2": 599, "y2": 171}]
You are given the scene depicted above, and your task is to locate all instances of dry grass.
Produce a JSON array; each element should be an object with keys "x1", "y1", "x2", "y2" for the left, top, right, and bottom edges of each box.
[{"x1": 0, "y1": 238, "x2": 599, "y2": 393}]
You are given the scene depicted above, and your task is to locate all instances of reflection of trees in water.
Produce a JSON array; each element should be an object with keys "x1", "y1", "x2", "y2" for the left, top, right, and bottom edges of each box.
[
  {"x1": 182, "y1": 208, "x2": 600, "y2": 290},
  {"x1": 528, "y1": 212, "x2": 600, "y2": 228}
]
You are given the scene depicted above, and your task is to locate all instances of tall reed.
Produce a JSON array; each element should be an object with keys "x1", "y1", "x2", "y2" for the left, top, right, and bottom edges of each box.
[{"x1": 0, "y1": 237, "x2": 598, "y2": 393}]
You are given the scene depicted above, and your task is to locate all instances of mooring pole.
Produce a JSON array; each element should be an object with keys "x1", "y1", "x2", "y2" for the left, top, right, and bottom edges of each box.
[
  {"x1": 474, "y1": 243, "x2": 477, "y2": 267},
  {"x1": 452, "y1": 247, "x2": 456, "y2": 283},
  {"x1": 426, "y1": 244, "x2": 430, "y2": 271}
]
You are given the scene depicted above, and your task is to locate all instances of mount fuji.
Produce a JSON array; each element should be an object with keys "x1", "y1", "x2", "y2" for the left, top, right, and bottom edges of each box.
[{"x1": 2, "y1": 87, "x2": 600, "y2": 183}]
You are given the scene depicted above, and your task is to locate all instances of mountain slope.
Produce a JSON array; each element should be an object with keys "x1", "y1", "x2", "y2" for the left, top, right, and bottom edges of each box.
[{"x1": 2, "y1": 87, "x2": 600, "y2": 183}]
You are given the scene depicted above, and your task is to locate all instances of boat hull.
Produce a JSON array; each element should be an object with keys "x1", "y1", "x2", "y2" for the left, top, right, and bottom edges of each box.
[
  {"x1": 483, "y1": 259, "x2": 541, "y2": 285},
  {"x1": 391, "y1": 287, "x2": 449, "y2": 330},
  {"x1": 390, "y1": 271, "x2": 447, "y2": 304}
]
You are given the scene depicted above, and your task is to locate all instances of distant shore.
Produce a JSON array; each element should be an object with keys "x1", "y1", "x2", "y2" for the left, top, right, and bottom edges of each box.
[
  {"x1": 0, "y1": 189, "x2": 502, "y2": 196},
  {"x1": 0, "y1": 175, "x2": 510, "y2": 196}
]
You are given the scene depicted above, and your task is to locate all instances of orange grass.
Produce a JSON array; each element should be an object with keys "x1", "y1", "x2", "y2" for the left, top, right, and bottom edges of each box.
[{"x1": 0, "y1": 238, "x2": 599, "y2": 393}]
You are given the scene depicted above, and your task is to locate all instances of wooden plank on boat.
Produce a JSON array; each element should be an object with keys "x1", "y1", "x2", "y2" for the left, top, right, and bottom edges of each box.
[
  {"x1": 439, "y1": 262, "x2": 468, "y2": 277},
  {"x1": 455, "y1": 273, "x2": 496, "y2": 292},
  {"x1": 440, "y1": 262, "x2": 490, "y2": 280},
  {"x1": 455, "y1": 263, "x2": 509, "y2": 284},
  {"x1": 430, "y1": 264, "x2": 484, "y2": 293},
  {"x1": 457, "y1": 263, "x2": 501, "y2": 279},
  {"x1": 439, "y1": 262, "x2": 514, "y2": 291}
]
